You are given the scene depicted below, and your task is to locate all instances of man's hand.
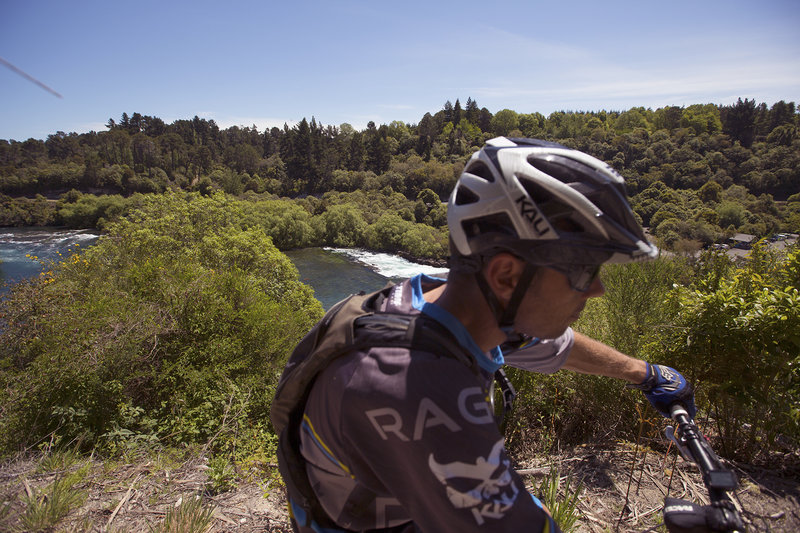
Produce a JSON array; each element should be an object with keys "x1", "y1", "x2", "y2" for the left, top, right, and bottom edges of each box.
[{"x1": 628, "y1": 363, "x2": 696, "y2": 419}]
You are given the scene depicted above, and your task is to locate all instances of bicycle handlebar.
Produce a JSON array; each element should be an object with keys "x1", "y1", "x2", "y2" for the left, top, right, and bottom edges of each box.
[{"x1": 662, "y1": 404, "x2": 746, "y2": 533}]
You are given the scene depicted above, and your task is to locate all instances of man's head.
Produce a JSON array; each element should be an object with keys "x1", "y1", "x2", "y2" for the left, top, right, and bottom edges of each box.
[{"x1": 446, "y1": 137, "x2": 656, "y2": 335}]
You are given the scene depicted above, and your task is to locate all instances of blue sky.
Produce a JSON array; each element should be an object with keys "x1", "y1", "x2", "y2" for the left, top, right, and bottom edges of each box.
[{"x1": 1, "y1": 0, "x2": 798, "y2": 141}]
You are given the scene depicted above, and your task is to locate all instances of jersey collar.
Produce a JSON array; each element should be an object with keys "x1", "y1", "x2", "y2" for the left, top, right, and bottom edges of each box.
[{"x1": 410, "y1": 274, "x2": 504, "y2": 374}]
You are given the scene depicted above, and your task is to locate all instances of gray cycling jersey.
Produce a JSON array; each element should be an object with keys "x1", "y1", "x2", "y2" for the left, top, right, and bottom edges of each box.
[{"x1": 298, "y1": 274, "x2": 567, "y2": 532}]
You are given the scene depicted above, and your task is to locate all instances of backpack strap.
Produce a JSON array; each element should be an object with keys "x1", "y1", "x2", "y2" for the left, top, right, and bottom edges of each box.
[{"x1": 352, "y1": 312, "x2": 480, "y2": 375}]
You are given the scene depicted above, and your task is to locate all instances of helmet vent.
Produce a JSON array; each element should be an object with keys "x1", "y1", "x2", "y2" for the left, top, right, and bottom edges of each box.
[
  {"x1": 465, "y1": 161, "x2": 495, "y2": 182},
  {"x1": 528, "y1": 155, "x2": 597, "y2": 185},
  {"x1": 462, "y1": 213, "x2": 518, "y2": 240},
  {"x1": 454, "y1": 185, "x2": 480, "y2": 206},
  {"x1": 520, "y1": 178, "x2": 593, "y2": 234}
]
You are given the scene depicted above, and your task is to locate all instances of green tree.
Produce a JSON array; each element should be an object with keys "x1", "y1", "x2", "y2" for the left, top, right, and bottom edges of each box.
[
  {"x1": 681, "y1": 104, "x2": 722, "y2": 135},
  {"x1": 313, "y1": 203, "x2": 367, "y2": 247},
  {"x1": 653, "y1": 106, "x2": 683, "y2": 131},
  {"x1": 465, "y1": 97, "x2": 480, "y2": 124},
  {"x1": 716, "y1": 201, "x2": 749, "y2": 229},
  {"x1": 443, "y1": 100, "x2": 454, "y2": 123},
  {"x1": 491, "y1": 109, "x2": 520, "y2": 136},
  {"x1": 453, "y1": 99, "x2": 463, "y2": 124},
  {"x1": 768, "y1": 100, "x2": 796, "y2": 132},
  {"x1": 131, "y1": 133, "x2": 160, "y2": 172},
  {"x1": 415, "y1": 113, "x2": 436, "y2": 160},
  {"x1": 766, "y1": 124, "x2": 796, "y2": 147},
  {"x1": 721, "y1": 98, "x2": 757, "y2": 148},
  {"x1": 46, "y1": 131, "x2": 81, "y2": 162},
  {"x1": 365, "y1": 124, "x2": 391, "y2": 174},
  {"x1": 698, "y1": 180, "x2": 723, "y2": 204},
  {"x1": 613, "y1": 108, "x2": 650, "y2": 133},
  {"x1": 158, "y1": 133, "x2": 186, "y2": 172},
  {"x1": 283, "y1": 118, "x2": 316, "y2": 193}
]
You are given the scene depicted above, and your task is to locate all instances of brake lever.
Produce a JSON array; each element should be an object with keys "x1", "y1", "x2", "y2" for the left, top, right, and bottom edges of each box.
[{"x1": 665, "y1": 425, "x2": 694, "y2": 462}]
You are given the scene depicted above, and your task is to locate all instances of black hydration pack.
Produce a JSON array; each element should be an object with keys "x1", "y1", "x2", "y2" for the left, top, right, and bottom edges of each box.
[{"x1": 269, "y1": 283, "x2": 515, "y2": 531}]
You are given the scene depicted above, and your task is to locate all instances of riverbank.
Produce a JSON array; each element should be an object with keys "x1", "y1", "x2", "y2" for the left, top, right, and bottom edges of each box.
[{"x1": 396, "y1": 249, "x2": 448, "y2": 269}]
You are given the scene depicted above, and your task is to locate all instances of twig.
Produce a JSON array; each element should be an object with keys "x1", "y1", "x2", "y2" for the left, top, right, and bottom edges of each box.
[
  {"x1": 677, "y1": 469, "x2": 709, "y2": 505},
  {"x1": 105, "y1": 473, "x2": 141, "y2": 532},
  {"x1": 22, "y1": 478, "x2": 34, "y2": 499},
  {"x1": 642, "y1": 468, "x2": 668, "y2": 496},
  {"x1": 212, "y1": 508, "x2": 238, "y2": 525},
  {"x1": 218, "y1": 508, "x2": 250, "y2": 517},
  {"x1": 515, "y1": 466, "x2": 551, "y2": 476},
  {"x1": 516, "y1": 457, "x2": 581, "y2": 476},
  {"x1": 635, "y1": 505, "x2": 663, "y2": 520},
  {"x1": 635, "y1": 447, "x2": 649, "y2": 496},
  {"x1": 619, "y1": 413, "x2": 645, "y2": 528},
  {"x1": 576, "y1": 501, "x2": 605, "y2": 525}
]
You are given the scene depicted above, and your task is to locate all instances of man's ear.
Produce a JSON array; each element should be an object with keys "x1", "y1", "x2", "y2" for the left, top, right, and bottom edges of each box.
[{"x1": 483, "y1": 253, "x2": 524, "y2": 303}]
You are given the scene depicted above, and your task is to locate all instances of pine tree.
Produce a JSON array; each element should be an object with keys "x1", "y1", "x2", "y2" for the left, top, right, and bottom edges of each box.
[
  {"x1": 453, "y1": 99, "x2": 462, "y2": 124},
  {"x1": 722, "y1": 98, "x2": 756, "y2": 148},
  {"x1": 465, "y1": 97, "x2": 479, "y2": 124},
  {"x1": 443, "y1": 100, "x2": 454, "y2": 123}
]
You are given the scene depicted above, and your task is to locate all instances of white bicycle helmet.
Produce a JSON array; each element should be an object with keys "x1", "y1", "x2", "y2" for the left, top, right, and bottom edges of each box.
[
  {"x1": 449, "y1": 137, "x2": 656, "y2": 266},
  {"x1": 448, "y1": 137, "x2": 657, "y2": 328}
]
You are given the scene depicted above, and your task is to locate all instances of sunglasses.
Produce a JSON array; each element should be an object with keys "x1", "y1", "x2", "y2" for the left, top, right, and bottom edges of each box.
[{"x1": 549, "y1": 264, "x2": 601, "y2": 292}]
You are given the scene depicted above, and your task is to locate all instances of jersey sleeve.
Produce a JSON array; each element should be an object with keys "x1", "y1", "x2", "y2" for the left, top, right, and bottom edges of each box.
[
  {"x1": 503, "y1": 327, "x2": 574, "y2": 374},
  {"x1": 334, "y1": 347, "x2": 560, "y2": 532}
]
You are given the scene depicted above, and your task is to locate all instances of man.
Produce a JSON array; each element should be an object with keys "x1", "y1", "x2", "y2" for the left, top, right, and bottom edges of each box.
[{"x1": 281, "y1": 137, "x2": 694, "y2": 532}]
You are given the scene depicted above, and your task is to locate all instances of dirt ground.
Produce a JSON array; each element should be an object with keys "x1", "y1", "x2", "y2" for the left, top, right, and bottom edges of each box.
[{"x1": 1, "y1": 442, "x2": 798, "y2": 532}]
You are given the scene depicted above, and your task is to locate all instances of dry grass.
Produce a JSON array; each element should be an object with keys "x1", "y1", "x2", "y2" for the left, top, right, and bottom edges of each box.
[
  {"x1": 0, "y1": 441, "x2": 797, "y2": 532},
  {"x1": 149, "y1": 496, "x2": 214, "y2": 533}
]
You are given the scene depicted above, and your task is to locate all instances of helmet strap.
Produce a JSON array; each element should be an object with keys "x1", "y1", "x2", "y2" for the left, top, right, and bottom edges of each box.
[
  {"x1": 474, "y1": 271, "x2": 504, "y2": 326},
  {"x1": 475, "y1": 262, "x2": 538, "y2": 331}
]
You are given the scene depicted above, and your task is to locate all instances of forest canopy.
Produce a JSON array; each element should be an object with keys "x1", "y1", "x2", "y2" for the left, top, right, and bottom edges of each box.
[{"x1": 1, "y1": 98, "x2": 799, "y2": 257}]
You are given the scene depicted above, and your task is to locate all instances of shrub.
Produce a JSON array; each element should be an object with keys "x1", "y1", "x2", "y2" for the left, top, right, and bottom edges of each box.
[
  {"x1": 17, "y1": 468, "x2": 89, "y2": 532},
  {"x1": 0, "y1": 191, "x2": 323, "y2": 456},
  {"x1": 311, "y1": 203, "x2": 367, "y2": 247},
  {"x1": 536, "y1": 467, "x2": 583, "y2": 533},
  {"x1": 654, "y1": 244, "x2": 800, "y2": 461}
]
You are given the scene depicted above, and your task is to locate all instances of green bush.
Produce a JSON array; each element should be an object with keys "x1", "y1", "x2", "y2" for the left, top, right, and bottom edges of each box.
[
  {"x1": 55, "y1": 192, "x2": 134, "y2": 228},
  {"x1": 655, "y1": 244, "x2": 800, "y2": 461},
  {"x1": 536, "y1": 467, "x2": 583, "y2": 533},
  {"x1": 242, "y1": 199, "x2": 319, "y2": 249},
  {"x1": 363, "y1": 213, "x2": 412, "y2": 252},
  {"x1": 0, "y1": 195, "x2": 56, "y2": 226},
  {"x1": 311, "y1": 203, "x2": 368, "y2": 247},
  {"x1": 0, "y1": 191, "x2": 323, "y2": 456}
]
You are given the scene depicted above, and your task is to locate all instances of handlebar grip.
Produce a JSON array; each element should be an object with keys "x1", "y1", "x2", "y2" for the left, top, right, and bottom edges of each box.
[
  {"x1": 663, "y1": 498, "x2": 708, "y2": 533},
  {"x1": 670, "y1": 403, "x2": 690, "y2": 421},
  {"x1": 663, "y1": 498, "x2": 745, "y2": 533}
]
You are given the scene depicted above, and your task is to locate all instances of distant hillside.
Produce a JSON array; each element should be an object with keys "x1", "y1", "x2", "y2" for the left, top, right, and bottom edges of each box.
[{"x1": 1, "y1": 98, "x2": 798, "y2": 249}]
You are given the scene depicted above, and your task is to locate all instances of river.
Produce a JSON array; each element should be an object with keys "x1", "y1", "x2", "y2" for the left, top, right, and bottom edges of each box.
[
  {"x1": 0, "y1": 229, "x2": 446, "y2": 308},
  {"x1": 287, "y1": 248, "x2": 447, "y2": 308},
  {"x1": 0, "y1": 228, "x2": 100, "y2": 289}
]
